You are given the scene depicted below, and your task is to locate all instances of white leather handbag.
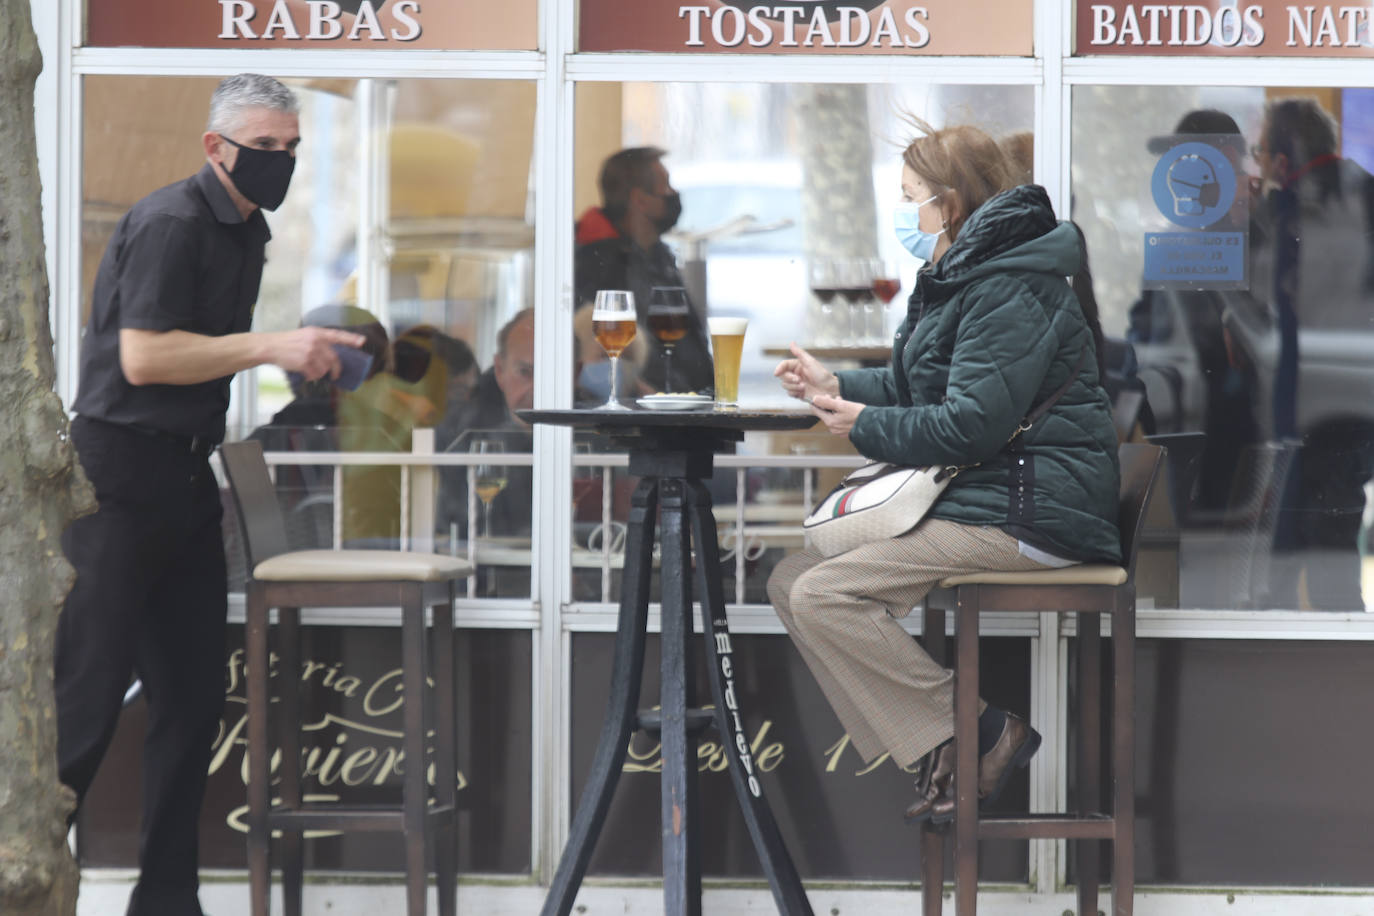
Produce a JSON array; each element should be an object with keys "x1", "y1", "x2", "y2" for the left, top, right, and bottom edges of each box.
[
  {"x1": 802, "y1": 348, "x2": 1088, "y2": 558},
  {"x1": 802, "y1": 461, "x2": 956, "y2": 558}
]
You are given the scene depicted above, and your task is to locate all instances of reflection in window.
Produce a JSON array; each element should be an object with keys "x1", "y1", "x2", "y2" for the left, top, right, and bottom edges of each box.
[
  {"x1": 586, "y1": 82, "x2": 1033, "y2": 404},
  {"x1": 571, "y1": 81, "x2": 1033, "y2": 605},
  {"x1": 1073, "y1": 85, "x2": 1374, "y2": 612},
  {"x1": 69, "y1": 76, "x2": 544, "y2": 592}
]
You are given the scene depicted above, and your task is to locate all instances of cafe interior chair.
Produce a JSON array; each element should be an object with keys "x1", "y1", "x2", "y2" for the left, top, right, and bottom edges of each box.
[
  {"x1": 220, "y1": 439, "x2": 475, "y2": 916},
  {"x1": 917, "y1": 441, "x2": 1165, "y2": 916},
  {"x1": 1143, "y1": 431, "x2": 1205, "y2": 528}
]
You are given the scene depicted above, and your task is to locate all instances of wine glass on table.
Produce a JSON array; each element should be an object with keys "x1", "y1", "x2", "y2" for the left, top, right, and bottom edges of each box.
[
  {"x1": 870, "y1": 258, "x2": 902, "y2": 344},
  {"x1": 471, "y1": 438, "x2": 508, "y2": 541},
  {"x1": 808, "y1": 258, "x2": 839, "y2": 345},
  {"x1": 592, "y1": 289, "x2": 637, "y2": 410},
  {"x1": 646, "y1": 286, "x2": 690, "y2": 393}
]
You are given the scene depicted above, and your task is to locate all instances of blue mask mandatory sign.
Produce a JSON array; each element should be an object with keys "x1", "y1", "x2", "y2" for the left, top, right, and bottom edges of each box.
[{"x1": 1143, "y1": 138, "x2": 1248, "y2": 290}]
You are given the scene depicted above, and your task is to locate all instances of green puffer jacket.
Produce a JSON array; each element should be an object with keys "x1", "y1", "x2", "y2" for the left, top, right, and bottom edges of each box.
[{"x1": 838, "y1": 185, "x2": 1122, "y2": 563}]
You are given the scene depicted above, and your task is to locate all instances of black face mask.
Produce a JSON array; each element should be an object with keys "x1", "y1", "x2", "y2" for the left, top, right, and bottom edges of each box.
[
  {"x1": 654, "y1": 191, "x2": 683, "y2": 234},
  {"x1": 218, "y1": 135, "x2": 295, "y2": 211}
]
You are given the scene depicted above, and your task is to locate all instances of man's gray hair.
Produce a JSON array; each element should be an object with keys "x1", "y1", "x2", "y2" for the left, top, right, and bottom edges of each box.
[{"x1": 207, "y1": 74, "x2": 299, "y2": 134}]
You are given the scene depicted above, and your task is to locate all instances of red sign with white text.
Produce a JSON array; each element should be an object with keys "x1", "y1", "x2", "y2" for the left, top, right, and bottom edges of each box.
[
  {"x1": 1078, "y1": 1, "x2": 1374, "y2": 56},
  {"x1": 86, "y1": 0, "x2": 537, "y2": 50},
  {"x1": 578, "y1": 1, "x2": 1033, "y2": 56}
]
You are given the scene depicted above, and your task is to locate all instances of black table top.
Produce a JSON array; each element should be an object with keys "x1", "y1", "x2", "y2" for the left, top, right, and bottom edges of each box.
[{"x1": 519, "y1": 406, "x2": 819, "y2": 433}]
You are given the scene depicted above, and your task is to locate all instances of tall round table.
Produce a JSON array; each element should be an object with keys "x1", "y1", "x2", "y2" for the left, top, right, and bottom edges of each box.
[{"x1": 520, "y1": 406, "x2": 819, "y2": 916}]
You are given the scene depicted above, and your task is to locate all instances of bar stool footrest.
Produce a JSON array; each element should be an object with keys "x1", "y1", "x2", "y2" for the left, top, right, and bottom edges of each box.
[
  {"x1": 977, "y1": 813, "x2": 1115, "y2": 840},
  {"x1": 266, "y1": 803, "x2": 456, "y2": 832}
]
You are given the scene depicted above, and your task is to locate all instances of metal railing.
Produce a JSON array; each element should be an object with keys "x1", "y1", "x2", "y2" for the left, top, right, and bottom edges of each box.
[{"x1": 241, "y1": 428, "x2": 861, "y2": 604}]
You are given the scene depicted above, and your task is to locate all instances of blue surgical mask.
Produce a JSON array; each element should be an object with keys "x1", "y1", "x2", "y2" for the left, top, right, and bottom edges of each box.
[{"x1": 893, "y1": 194, "x2": 944, "y2": 261}]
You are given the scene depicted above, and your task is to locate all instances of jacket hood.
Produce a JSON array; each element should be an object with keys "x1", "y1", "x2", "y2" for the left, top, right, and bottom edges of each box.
[{"x1": 919, "y1": 184, "x2": 1080, "y2": 303}]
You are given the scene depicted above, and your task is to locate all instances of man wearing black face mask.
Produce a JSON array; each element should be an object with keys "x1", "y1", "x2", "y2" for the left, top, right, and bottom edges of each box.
[
  {"x1": 574, "y1": 146, "x2": 715, "y2": 396},
  {"x1": 56, "y1": 73, "x2": 366, "y2": 916}
]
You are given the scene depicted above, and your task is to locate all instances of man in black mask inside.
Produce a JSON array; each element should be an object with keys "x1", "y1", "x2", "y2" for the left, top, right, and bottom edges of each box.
[{"x1": 574, "y1": 146, "x2": 715, "y2": 396}]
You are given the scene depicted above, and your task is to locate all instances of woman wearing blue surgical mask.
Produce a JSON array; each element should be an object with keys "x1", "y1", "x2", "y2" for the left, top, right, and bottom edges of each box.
[
  {"x1": 768, "y1": 118, "x2": 1120, "y2": 826},
  {"x1": 892, "y1": 192, "x2": 946, "y2": 263}
]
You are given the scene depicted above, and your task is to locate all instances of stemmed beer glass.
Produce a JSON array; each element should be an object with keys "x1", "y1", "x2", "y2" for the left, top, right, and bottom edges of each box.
[
  {"x1": 646, "y1": 286, "x2": 690, "y2": 392},
  {"x1": 470, "y1": 437, "x2": 507, "y2": 540},
  {"x1": 592, "y1": 289, "x2": 637, "y2": 410}
]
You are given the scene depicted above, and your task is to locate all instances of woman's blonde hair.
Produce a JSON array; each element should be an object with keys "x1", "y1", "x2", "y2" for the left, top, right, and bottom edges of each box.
[{"x1": 901, "y1": 117, "x2": 1020, "y2": 242}]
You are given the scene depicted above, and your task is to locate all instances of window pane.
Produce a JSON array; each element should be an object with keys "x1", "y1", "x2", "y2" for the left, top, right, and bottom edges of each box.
[
  {"x1": 571, "y1": 81, "x2": 1034, "y2": 605},
  {"x1": 381, "y1": 79, "x2": 538, "y2": 599},
  {"x1": 1096, "y1": 638, "x2": 1374, "y2": 885},
  {"x1": 81, "y1": 75, "x2": 538, "y2": 596},
  {"x1": 1072, "y1": 85, "x2": 1374, "y2": 611}
]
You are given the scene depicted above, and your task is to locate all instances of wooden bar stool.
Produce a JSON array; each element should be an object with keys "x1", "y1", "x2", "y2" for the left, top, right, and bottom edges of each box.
[
  {"x1": 220, "y1": 440, "x2": 474, "y2": 916},
  {"x1": 919, "y1": 442, "x2": 1165, "y2": 916}
]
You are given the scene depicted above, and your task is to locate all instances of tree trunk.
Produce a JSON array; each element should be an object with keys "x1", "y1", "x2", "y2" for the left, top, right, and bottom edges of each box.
[
  {"x1": 0, "y1": 1, "x2": 96, "y2": 914},
  {"x1": 797, "y1": 84, "x2": 879, "y2": 341},
  {"x1": 798, "y1": 84, "x2": 879, "y2": 258}
]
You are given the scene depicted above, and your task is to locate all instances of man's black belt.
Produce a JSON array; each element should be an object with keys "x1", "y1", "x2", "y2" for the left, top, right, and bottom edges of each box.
[{"x1": 124, "y1": 423, "x2": 218, "y2": 458}]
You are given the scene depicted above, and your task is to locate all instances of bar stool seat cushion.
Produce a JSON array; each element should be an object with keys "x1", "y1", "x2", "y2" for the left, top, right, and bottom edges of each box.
[
  {"x1": 253, "y1": 549, "x2": 475, "y2": 582},
  {"x1": 939, "y1": 564, "x2": 1128, "y2": 588}
]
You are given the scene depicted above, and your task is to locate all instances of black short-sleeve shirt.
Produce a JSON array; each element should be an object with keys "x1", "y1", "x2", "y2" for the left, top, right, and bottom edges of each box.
[{"x1": 72, "y1": 164, "x2": 271, "y2": 442}]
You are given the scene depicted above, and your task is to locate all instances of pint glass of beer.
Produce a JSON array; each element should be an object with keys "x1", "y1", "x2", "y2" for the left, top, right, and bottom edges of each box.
[
  {"x1": 708, "y1": 316, "x2": 748, "y2": 406},
  {"x1": 593, "y1": 290, "x2": 637, "y2": 410}
]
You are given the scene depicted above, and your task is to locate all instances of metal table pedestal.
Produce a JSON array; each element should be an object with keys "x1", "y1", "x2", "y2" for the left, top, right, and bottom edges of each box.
[{"x1": 522, "y1": 410, "x2": 816, "y2": 916}]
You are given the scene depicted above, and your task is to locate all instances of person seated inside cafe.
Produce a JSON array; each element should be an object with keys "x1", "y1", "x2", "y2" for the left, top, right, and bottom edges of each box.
[
  {"x1": 434, "y1": 308, "x2": 619, "y2": 596},
  {"x1": 434, "y1": 309, "x2": 537, "y2": 592},
  {"x1": 247, "y1": 304, "x2": 390, "y2": 553},
  {"x1": 337, "y1": 322, "x2": 456, "y2": 547},
  {"x1": 575, "y1": 146, "x2": 714, "y2": 394},
  {"x1": 431, "y1": 328, "x2": 481, "y2": 424}
]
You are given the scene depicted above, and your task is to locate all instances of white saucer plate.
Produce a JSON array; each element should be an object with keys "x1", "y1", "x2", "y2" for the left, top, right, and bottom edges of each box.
[{"x1": 635, "y1": 395, "x2": 715, "y2": 411}]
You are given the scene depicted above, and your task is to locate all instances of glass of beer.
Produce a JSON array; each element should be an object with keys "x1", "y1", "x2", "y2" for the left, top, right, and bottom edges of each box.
[
  {"x1": 708, "y1": 316, "x2": 748, "y2": 407},
  {"x1": 646, "y1": 286, "x2": 690, "y2": 392},
  {"x1": 592, "y1": 289, "x2": 637, "y2": 411},
  {"x1": 470, "y1": 437, "x2": 507, "y2": 540}
]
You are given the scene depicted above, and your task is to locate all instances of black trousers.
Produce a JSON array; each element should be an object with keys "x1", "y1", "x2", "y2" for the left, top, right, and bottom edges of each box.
[{"x1": 57, "y1": 417, "x2": 228, "y2": 916}]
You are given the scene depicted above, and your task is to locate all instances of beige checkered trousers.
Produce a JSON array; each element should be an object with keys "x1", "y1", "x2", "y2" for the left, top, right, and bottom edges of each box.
[{"x1": 766, "y1": 518, "x2": 1051, "y2": 769}]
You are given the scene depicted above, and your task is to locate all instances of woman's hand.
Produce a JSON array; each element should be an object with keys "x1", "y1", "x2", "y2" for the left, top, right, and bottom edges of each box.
[
  {"x1": 809, "y1": 393, "x2": 863, "y2": 436},
  {"x1": 773, "y1": 342, "x2": 839, "y2": 403}
]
